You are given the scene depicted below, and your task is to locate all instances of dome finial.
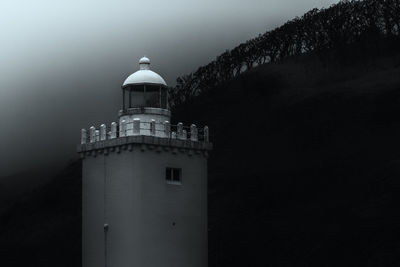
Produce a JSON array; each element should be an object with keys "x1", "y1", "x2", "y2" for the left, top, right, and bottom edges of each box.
[{"x1": 139, "y1": 56, "x2": 150, "y2": 70}]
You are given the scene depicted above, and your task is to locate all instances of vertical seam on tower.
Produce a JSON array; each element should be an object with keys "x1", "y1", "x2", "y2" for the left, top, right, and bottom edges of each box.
[{"x1": 103, "y1": 154, "x2": 107, "y2": 267}]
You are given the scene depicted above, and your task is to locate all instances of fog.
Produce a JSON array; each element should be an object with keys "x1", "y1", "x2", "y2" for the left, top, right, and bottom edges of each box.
[{"x1": 0, "y1": 0, "x2": 339, "y2": 175}]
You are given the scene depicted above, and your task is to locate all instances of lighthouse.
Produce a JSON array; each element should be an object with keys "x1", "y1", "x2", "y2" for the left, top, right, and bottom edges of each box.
[{"x1": 77, "y1": 57, "x2": 212, "y2": 267}]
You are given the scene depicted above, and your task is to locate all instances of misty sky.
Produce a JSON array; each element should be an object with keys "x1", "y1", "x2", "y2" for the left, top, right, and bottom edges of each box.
[{"x1": 0, "y1": 0, "x2": 339, "y2": 175}]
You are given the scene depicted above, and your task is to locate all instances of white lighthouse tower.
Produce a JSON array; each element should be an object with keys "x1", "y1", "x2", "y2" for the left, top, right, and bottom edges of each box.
[{"x1": 78, "y1": 57, "x2": 212, "y2": 267}]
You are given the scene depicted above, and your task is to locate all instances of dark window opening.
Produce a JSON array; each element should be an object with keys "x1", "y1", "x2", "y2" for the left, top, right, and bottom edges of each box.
[
  {"x1": 166, "y1": 167, "x2": 182, "y2": 184},
  {"x1": 166, "y1": 168, "x2": 172, "y2": 181}
]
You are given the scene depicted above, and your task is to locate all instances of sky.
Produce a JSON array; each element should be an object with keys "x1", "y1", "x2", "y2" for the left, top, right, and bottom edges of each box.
[{"x1": 0, "y1": 0, "x2": 339, "y2": 175}]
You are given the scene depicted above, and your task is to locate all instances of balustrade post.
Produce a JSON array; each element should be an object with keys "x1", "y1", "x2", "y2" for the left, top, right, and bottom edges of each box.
[
  {"x1": 81, "y1": 128, "x2": 87, "y2": 144},
  {"x1": 100, "y1": 124, "x2": 106, "y2": 141},
  {"x1": 90, "y1": 126, "x2": 96, "y2": 143},
  {"x1": 204, "y1": 126, "x2": 209, "y2": 142},
  {"x1": 177, "y1": 122, "x2": 183, "y2": 139},
  {"x1": 190, "y1": 124, "x2": 198, "y2": 141},
  {"x1": 164, "y1": 121, "x2": 170, "y2": 138},
  {"x1": 110, "y1": 122, "x2": 117, "y2": 139},
  {"x1": 95, "y1": 130, "x2": 100, "y2": 142}
]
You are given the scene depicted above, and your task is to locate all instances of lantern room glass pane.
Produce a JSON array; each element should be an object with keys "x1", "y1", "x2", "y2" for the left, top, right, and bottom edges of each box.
[
  {"x1": 131, "y1": 85, "x2": 145, "y2": 107},
  {"x1": 161, "y1": 88, "x2": 167, "y2": 109},
  {"x1": 145, "y1": 85, "x2": 160, "y2": 108}
]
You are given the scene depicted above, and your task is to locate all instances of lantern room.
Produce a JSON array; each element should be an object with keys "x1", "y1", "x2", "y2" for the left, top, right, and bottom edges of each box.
[{"x1": 121, "y1": 56, "x2": 168, "y2": 110}]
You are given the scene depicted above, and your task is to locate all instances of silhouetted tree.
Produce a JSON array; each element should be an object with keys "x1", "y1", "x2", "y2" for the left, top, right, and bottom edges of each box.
[{"x1": 169, "y1": 0, "x2": 400, "y2": 107}]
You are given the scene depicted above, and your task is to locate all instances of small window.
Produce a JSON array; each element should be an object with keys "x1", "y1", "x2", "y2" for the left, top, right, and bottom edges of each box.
[{"x1": 166, "y1": 167, "x2": 182, "y2": 185}]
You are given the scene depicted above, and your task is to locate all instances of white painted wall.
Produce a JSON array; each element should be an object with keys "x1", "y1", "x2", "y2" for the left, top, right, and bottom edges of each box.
[
  {"x1": 82, "y1": 155, "x2": 105, "y2": 267},
  {"x1": 82, "y1": 146, "x2": 208, "y2": 267}
]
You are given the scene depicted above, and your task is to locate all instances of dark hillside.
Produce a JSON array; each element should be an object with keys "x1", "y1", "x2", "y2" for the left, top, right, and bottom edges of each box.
[
  {"x1": 170, "y1": 0, "x2": 400, "y2": 105},
  {"x1": 1, "y1": 38, "x2": 400, "y2": 266},
  {"x1": 0, "y1": 160, "x2": 81, "y2": 267},
  {"x1": 0, "y1": 171, "x2": 54, "y2": 215},
  {"x1": 172, "y1": 38, "x2": 400, "y2": 266}
]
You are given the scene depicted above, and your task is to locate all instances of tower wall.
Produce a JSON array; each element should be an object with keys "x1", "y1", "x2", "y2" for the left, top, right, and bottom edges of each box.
[
  {"x1": 82, "y1": 143, "x2": 208, "y2": 267},
  {"x1": 82, "y1": 155, "x2": 106, "y2": 267}
]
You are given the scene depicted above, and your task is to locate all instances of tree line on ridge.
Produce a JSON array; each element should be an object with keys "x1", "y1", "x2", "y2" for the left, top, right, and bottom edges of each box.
[{"x1": 169, "y1": 0, "x2": 400, "y2": 106}]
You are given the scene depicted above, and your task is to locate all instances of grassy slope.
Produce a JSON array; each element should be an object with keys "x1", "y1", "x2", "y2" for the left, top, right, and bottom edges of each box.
[{"x1": 1, "y1": 38, "x2": 400, "y2": 266}]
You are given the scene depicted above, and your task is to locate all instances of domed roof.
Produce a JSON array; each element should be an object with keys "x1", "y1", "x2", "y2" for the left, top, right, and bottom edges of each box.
[{"x1": 123, "y1": 57, "x2": 167, "y2": 87}]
